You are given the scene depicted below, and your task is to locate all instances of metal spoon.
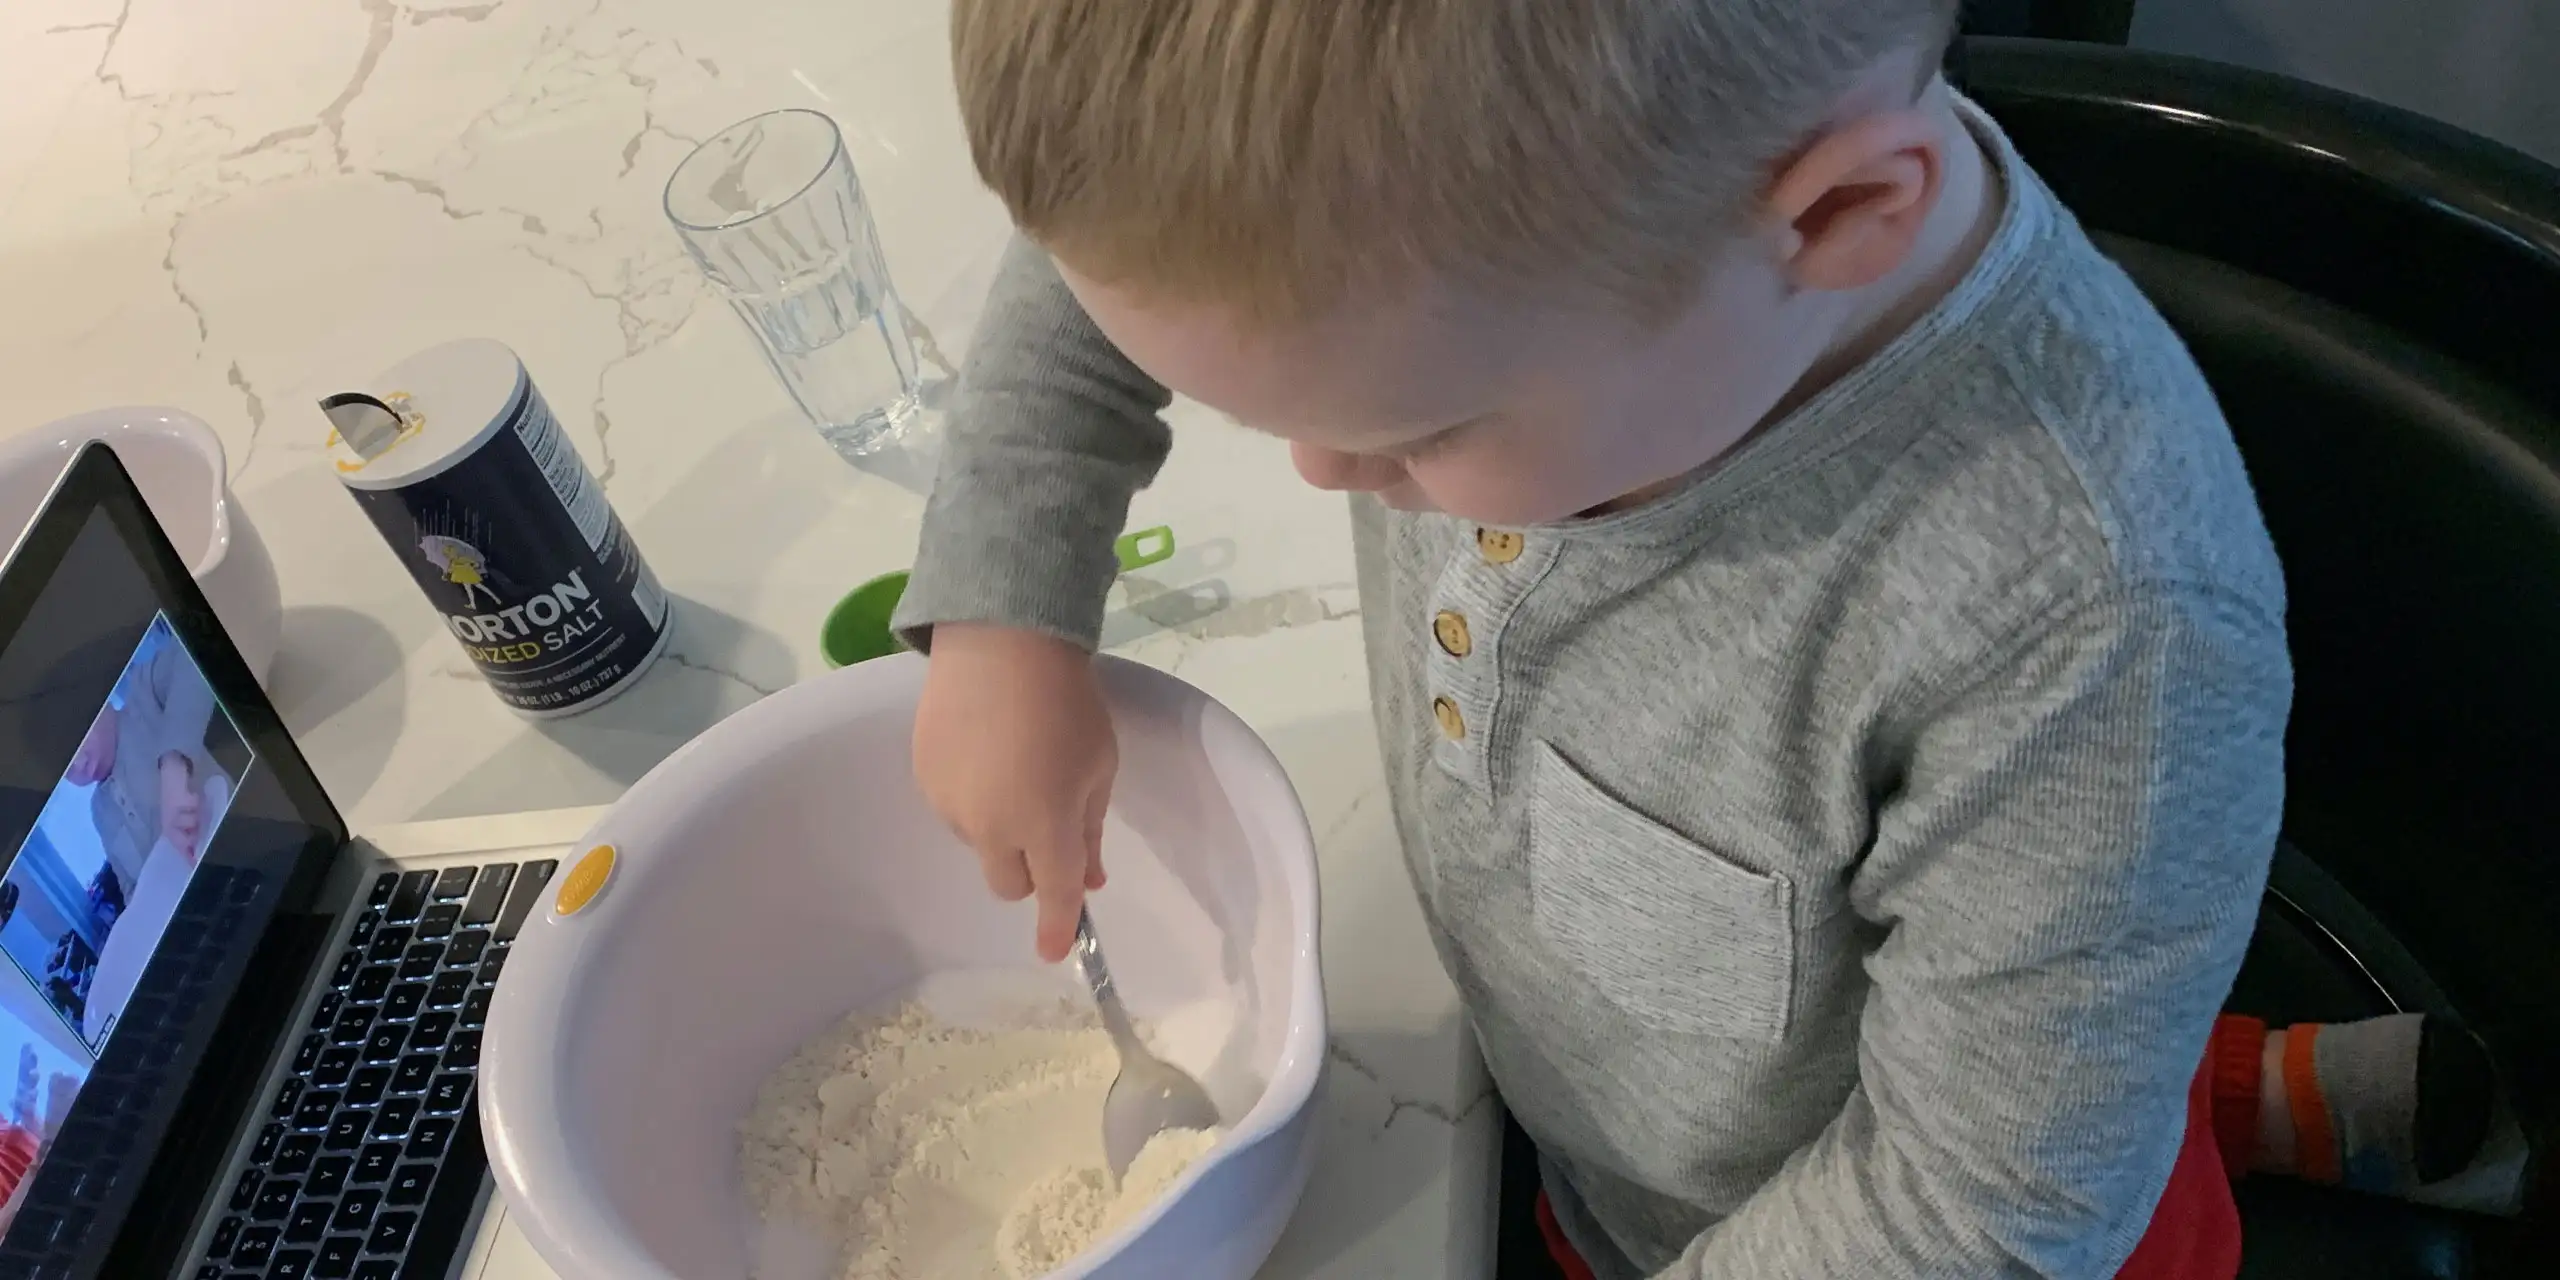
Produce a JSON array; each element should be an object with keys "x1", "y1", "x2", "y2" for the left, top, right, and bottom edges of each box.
[{"x1": 1070, "y1": 908, "x2": 1221, "y2": 1180}]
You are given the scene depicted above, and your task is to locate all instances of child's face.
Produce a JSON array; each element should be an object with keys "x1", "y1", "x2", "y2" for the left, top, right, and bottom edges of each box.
[{"x1": 1059, "y1": 239, "x2": 1820, "y2": 525}]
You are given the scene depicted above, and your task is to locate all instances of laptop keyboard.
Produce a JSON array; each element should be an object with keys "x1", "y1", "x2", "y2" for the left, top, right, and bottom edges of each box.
[{"x1": 196, "y1": 860, "x2": 555, "y2": 1280}]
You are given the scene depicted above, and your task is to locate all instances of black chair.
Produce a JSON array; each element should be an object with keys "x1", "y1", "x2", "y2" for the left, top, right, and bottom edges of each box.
[
  {"x1": 1964, "y1": 35, "x2": 2560, "y2": 1280},
  {"x1": 1960, "y1": 0, "x2": 2138, "y2": 45}
]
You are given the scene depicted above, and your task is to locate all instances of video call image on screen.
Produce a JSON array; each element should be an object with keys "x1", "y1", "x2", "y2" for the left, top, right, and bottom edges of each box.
[{"x1": 0, "y1": 614, "x2": 255, "y2": 1229}]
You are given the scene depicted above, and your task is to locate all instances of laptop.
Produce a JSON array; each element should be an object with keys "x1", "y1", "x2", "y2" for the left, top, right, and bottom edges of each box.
[{"x1": 0, "y1": 441, "x2": 577, "y2": 1280}]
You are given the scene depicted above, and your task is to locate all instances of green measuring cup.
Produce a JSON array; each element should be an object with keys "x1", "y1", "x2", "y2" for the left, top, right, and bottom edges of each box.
[{"x1": 819, "y1": 526, "x2": 1176, "y2": 669}]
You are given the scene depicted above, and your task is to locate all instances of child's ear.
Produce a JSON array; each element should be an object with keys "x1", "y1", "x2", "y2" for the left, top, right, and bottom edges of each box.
[{"x1": 1762, "y1": 109, "x2": 1945, "y2": 292}]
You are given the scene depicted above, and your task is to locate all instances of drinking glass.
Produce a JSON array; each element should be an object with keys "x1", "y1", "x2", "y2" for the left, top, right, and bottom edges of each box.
[{"x1": 666, "y1": 109, "x2": 923, "y2": 459}]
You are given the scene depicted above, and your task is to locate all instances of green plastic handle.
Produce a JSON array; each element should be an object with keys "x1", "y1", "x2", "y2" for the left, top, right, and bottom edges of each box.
[{"x1": 1114, "y1": 525, "x2": 1176, "y2": 571}]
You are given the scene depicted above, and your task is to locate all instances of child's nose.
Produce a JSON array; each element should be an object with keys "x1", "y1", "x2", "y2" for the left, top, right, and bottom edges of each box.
[{"x1": 1290, "y1": 442, "x2": 1405, "y2": 493}]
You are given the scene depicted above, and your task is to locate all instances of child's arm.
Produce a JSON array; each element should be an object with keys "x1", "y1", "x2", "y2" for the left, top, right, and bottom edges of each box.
[
  {"x1": 896, "y1": 236, "x2": 1174, "y2": 961},
  {"x1": 1671, "y1": 583, "x2": 2290, "y2": 1278},
  {"x1": 894, "y1": 235, "x2": 1173, "y2": 652}
]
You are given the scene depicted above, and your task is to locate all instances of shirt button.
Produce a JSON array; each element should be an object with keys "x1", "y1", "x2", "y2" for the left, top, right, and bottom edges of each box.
[
  {"x1": 1432, "y1": 611, "x2": 1472, "y2": 658},
  {"x1": 1431, "y1": 696, "x2": 1465, "y2": 740},
  {"x1": 1476, "y1": 528, "x2": 1524, "y2": 564}
]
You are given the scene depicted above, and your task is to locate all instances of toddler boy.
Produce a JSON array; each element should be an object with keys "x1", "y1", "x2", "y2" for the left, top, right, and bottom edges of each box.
[{"x1": 893, "y1": 1, "x2": 2472, "y2": 1275}]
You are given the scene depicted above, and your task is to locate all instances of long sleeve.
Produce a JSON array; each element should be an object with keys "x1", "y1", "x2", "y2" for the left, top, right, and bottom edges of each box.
[
  {"x1": 892, "y1": 235, "x2": 1173, "y2": 650},
  {"x1": 1669, "y1": 582, "x2": 2290, "y2": 1278}
]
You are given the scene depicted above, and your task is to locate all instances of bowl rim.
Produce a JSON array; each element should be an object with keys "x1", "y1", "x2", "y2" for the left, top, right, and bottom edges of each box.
[
  {"x1": 479, "y1": 652, "x2": 1329, "y2": 1279},
  {"x1": 2, "y1": 406, "x2": 236, "y2": 579}
]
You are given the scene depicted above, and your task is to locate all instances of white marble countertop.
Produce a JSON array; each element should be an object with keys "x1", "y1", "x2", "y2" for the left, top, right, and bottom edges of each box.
[{"x1": 0, "y1": 0, "x2": 1495, "y2": 1274}]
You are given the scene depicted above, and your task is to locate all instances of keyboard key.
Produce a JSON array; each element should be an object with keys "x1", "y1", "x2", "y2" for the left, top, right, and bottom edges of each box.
[
  {"x1": 251, "y1": 1178, "x2": 300, "y2": 1221},
  {"x1": 197, "y1": 1262, "x2": 224, "y2": 1280},
  {"x1": 270, "y1": 1247, "x2": 315, "y2": 1278},
  {"x1": 387, "y1": 871, "x2": 435, "y2": 922},
  {"x1": 315, "y1": 1235, "x2": 362, "y2": 1280},
  {"x1": 427, "y1": 971, "x2": 471, "y2": 1009},
  {"x1": 391, "y1": 1054, "x2": 438, "y2": 1094},
  {"x1": 444, "y1": 930, "x2": 489, "y2": 968},
  {"x1": 329, "y1": 951, "x2": 361, "y2": 989},
  {"x1": 443, "y1": 1029, "x2": 481, "y2": 1071},
  {"x1": 308, "y1": 992, "x2": 343, "y2": 1032},
  {"x1": 425, "y1": 1074, "x2": 472, "y2": 1115},
  {"x1": 365, "y1": 927, "x2": 411, "y2": 966},
  {"x1": 332, "y1": 1188, "x2": 381, "y2": 1234},
  {"x1": 367, "y1": 872, "x2": 397, "y2": 908},
  {"x1": 305, "y1": 1156, "x2": 353, "y2": 1200},
  {"x1": 409, "y1": 1011, "x2": 456, "y2": 1048},
  {"x1": 433, "y1": 866, "x2": 478, "y2": 900},
  {"x1": 361, "y1": 1025, "x2": 407, "y2": 1064},
  {"x1": 234, "y1": 1225, "x2": 280, "y2": 1266},
  {"x1": 285, "y1": 1200, "x2": 332, "y2": 1243},
  {"x1": 271, "y1": 1078, "x2": 303, "y2": 1119},
  {"x1": 329, "y1": 1005, "x2": 375, "y2": 1045},
  {"x1": 349, "y1": 911, "x2": 380, "y2": 945},
  {"x1": 273, "y1": 1134, "x2": 320, "y2": 1177},
  {"x1": 372, "y1": 1098, "x2": 420, "y2": 1139},
  {"x1": 212, "y1": 1214, "x2": 244, "y2": 1253},
  {"x1": 345, "y1": 1067, "x2": 389, "y2": 1107},
  {"x1": 293, "y1": 1034, "x2": 327, "y2": 1074},
  {"x1": 354, "y1": 1143, "x2": 402, "y2": 1185},
  {"x1": 493, "y1": 860, "x2": 556, "y2": 940},
  {"x1": 382, "y1": 984, "x2": 427, "y2": 1022},
  {"x1": 417, "y1": 902, "x2": 461, "y2": 940},
  {"x1": 475, "y1": 949, "x2": 508, "y2": 985},
  {"x1": 229, "y1": 1169, "x2": 263, "y2": 1212},
  {"x1": 356, "y1": 1261, "x2": 398, "y2": 1280},
  {"x1": 385, "y1": 1163, "x2": 435, "y2": 1207},
  {"x1": 349, "y1": 966, "x2": 395, "y2": 1003},
  {"x1": 460, "y1": 988, "x2": 494, "y2": 1026},
  {"x1": 293, "y1": 1090, "x2": 343, "y2": 1131},
  {"x1": 405, "y1": 1118, "x2": 454, "y2": 1160},
  {"x1": 313, "y1": 1047, "x2": 359, "y2": 1088},
  {"x1": 397, "y1": 945, "x2": 442, "y2": 982},
  {"x1": 252, "y1": 1123, "x2": 285, "y2": 1164},
  {"x1": 459, "y1": 864, "x2": 515, "y2": 925},
  {"x1": 364, "y1": 1210, "x2": 417, "y2": 1255},
  {"x1": 324, "y1": 1112, "x2": 370, "y2": 1151}
]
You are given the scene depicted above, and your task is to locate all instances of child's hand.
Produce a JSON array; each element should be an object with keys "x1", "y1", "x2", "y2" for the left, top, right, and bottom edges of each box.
[{"x1": 913, "y1": 625, "x2": 1116, "y2": 963}]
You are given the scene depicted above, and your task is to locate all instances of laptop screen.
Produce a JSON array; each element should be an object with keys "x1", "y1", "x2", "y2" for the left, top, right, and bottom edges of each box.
[{"x1": 0, "y1": 448, "x2": 344, "y2": 1277}]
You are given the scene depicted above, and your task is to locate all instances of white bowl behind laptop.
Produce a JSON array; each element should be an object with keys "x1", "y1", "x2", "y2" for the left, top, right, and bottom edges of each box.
[
  {"x1": 0, "y1": 408, "x2": 281, "y2": 679},
  {"x1": 480, "y1": 653, "x2": 1326, "y2": 1280}
]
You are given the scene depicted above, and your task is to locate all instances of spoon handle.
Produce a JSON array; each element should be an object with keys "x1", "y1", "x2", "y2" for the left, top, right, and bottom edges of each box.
[{"x1": 1071, "y1": 908, "x2": 1148, "y2": 1055}]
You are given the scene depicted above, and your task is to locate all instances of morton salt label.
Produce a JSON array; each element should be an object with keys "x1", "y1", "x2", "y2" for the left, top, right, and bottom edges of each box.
[{"x1": 322, "y1": 339, "x2": 668, "y2": 717}]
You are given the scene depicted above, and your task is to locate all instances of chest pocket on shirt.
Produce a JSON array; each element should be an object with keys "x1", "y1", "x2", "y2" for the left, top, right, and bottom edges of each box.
[{"x1": 1527, "y1": 743, "x2": 1796, "y2": 1044}]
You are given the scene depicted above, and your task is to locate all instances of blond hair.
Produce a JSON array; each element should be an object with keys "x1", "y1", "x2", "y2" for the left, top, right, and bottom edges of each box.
[{"x1": 954, "y1": 0, "x2": 1960, "y2": 322}]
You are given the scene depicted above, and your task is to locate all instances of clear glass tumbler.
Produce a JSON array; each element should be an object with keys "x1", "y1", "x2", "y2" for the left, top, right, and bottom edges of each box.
[{"x1": 666, "y1": 109, "x2": 922, "y2": 459}]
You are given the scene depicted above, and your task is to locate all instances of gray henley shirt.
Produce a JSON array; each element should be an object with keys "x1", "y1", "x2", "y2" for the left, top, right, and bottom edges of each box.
[{"x1": 895, "y1": 106, "x2": 2292, "y2": 1278}]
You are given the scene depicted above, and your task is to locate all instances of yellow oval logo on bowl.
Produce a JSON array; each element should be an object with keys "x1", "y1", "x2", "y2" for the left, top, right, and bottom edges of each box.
[{"x1": 555, "y1": 844, "x2": 617, "y2": 917}]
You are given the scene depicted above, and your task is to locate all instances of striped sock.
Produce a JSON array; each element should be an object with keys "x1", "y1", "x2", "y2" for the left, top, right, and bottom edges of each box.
[{"x1": 2270, "y1": 1014, "x2": 2495, "y2": 1194}]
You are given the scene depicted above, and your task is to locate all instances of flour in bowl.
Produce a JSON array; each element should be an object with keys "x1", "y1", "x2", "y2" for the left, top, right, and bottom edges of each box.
[
  {"x1": 996, "y1": 1127, "x2": 1223, "y2": 1276},
  {"x1": 738, "y1": 1002, "x2": 1223, "y2": 1279}
]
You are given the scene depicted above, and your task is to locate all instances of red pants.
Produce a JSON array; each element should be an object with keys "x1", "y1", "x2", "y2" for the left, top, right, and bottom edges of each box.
[{"x1": 1537, "y1": 1017, "x2": 2267, "y2": 1280}]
